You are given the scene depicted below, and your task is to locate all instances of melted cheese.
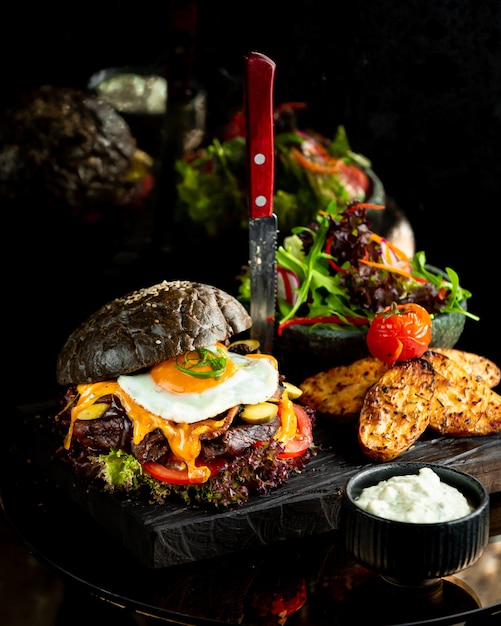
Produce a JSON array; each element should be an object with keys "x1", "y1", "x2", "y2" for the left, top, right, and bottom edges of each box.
[
  {"x1": 66, "y1": 381, "x2": 227, "y2": 482},
  {"x1": 274, "y1": 391, "x2": 297, "y2": 443}
]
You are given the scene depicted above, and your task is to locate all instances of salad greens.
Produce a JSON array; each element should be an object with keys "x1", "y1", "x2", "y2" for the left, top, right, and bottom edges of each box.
[
  {"x1": 175, "y1": 104, "x2": 374, "y2": 237},
  {"x1": 239, "y1": 202, "x2": 477, "y2": 333},
  {"x1": 175, "y1": 136, "x2": 247, "y2": 237}
]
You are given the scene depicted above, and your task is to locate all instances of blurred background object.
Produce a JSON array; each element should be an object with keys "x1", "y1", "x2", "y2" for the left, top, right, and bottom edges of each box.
[
  {"x1": 0, "y1": 84, "x2": 154, "y2": 222},
  {"x1": 90, "y1": 68, "x2": 168, "y2": 115}
]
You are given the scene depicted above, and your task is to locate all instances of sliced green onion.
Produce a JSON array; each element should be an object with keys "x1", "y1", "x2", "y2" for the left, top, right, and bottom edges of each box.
[{"x1": 175, "y1": 347, "x2": 227, "y2": 379}]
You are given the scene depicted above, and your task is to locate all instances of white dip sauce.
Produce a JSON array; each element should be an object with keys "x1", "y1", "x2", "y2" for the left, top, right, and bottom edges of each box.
[{"x1": 355, "y1": 468, "x2": 474, "y2": 523}]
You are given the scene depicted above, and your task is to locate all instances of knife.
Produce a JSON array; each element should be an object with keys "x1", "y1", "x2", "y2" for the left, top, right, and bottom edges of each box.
[{"x1": 244, "y1": 51, "x2": 277, "y2": 355}]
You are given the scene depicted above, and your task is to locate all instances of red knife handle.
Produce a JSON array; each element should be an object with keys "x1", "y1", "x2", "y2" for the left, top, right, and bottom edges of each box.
[{"x1": 244, "y1": 52, "x2": 276, "y2": 219}]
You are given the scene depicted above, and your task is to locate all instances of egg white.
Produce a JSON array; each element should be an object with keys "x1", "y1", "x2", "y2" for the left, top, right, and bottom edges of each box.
[{"x1": 117, "y1": 349, "x2": 279, "y2": 424}]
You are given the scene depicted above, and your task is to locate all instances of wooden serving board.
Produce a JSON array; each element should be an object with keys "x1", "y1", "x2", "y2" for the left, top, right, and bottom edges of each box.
[{"x1": 40, "y1": 411, "x2": 500, "y2": 569}]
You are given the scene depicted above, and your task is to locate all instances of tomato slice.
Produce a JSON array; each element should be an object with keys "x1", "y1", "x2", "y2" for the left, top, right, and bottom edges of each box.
[
  {"x1": 278, "y1": 404, "x2": 313, "y2": 459},
  {"x1": 142, "y1": 457, "x2": 226, "y2": 485}
]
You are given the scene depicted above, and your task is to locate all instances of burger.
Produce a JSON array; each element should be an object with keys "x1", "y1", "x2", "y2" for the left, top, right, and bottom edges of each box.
[{"x1": 53, "y1": 280, "x2": 316, "y2": 508}]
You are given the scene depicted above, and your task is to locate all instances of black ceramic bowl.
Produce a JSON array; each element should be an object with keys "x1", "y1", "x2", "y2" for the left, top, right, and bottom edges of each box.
[{"x1": 341, "y1": 462, "x2": 489, "y2": 587}]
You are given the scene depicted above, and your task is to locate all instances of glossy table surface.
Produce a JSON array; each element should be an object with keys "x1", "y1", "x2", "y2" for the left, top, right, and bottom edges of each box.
[{"x1": 1, "y1": 400, "x2": 500, "y2": 626}]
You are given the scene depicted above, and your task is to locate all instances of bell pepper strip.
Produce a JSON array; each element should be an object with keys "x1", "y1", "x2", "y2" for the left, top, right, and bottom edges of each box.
[
  {"x1": 277, "y1": 315, "x2": 369, "y2": 336},
  {"x1": 325, "y1": 233, "x2": 347, "y2": 273}
]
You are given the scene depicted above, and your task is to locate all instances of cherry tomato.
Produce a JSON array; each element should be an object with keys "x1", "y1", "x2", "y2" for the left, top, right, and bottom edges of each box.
[
  {"x1": 366, "y1": 302, "x2": 432, "y2": 366},
  {"x1": 142, "y1": 457, "x2": 227, "y2": 485},
  {"x1": 278, "y1": 404, "x2": 313, "y2": 459}
]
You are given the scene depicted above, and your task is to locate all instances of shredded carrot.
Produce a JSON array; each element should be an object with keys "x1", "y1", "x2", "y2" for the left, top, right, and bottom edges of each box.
[
  {"x1": 291, "y1": 147, "x2": 341, "y2": 174},
  {"x1": 370, "y1": 232, "x2": 409, "y2": 262},
  {"x1": 358, "y1": 259, "x2": 421, "y2": 280},
  {"x1": 347, "y1": 203, "x2": 385, "y2": 213}
]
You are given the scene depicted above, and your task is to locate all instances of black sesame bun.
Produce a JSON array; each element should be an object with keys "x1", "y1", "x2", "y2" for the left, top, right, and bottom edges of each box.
[{"x1": 56, "y1": 280, "x2": 252, "y2": 386}]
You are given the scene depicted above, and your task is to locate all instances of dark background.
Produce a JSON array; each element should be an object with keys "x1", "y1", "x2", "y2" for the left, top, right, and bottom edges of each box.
[{"x1": 3, "y1": 0, "x2": 500, "y2": 403}]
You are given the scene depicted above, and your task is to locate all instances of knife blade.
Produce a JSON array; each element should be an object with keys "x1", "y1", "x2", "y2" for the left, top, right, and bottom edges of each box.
[{"x1": 244, "y1": 51, "x2": 277, "y2": 355}]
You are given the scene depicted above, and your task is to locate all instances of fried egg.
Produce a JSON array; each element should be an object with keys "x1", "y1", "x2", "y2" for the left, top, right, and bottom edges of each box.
[{"x1": 117, "y1": 344, "x2": 279, "y2": 424}]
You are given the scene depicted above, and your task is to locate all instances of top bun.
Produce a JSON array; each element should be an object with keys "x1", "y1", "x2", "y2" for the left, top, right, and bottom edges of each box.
[{"x1": 56, "y1": 280, "x2": 252, "y2": 385}]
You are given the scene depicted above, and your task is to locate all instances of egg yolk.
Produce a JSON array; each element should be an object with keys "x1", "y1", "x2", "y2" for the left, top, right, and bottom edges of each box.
[{"x1": 150, "y1": 344, "x2": 239, "y2": 394}]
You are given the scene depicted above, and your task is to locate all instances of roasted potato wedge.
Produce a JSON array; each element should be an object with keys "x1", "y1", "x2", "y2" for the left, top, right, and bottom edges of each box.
[
  {"x1": 299, "y1": 357, "x2": 388, "y2": 422},
  {"x1": 428, "y1": 347, "x2": 501, "y2": 388},
  {"x1": 423, "y1": 350, "x2": 501, "y2": 436},
  {"x1": 358, "y1": 358, "x2": 435, "y2": 462}
]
